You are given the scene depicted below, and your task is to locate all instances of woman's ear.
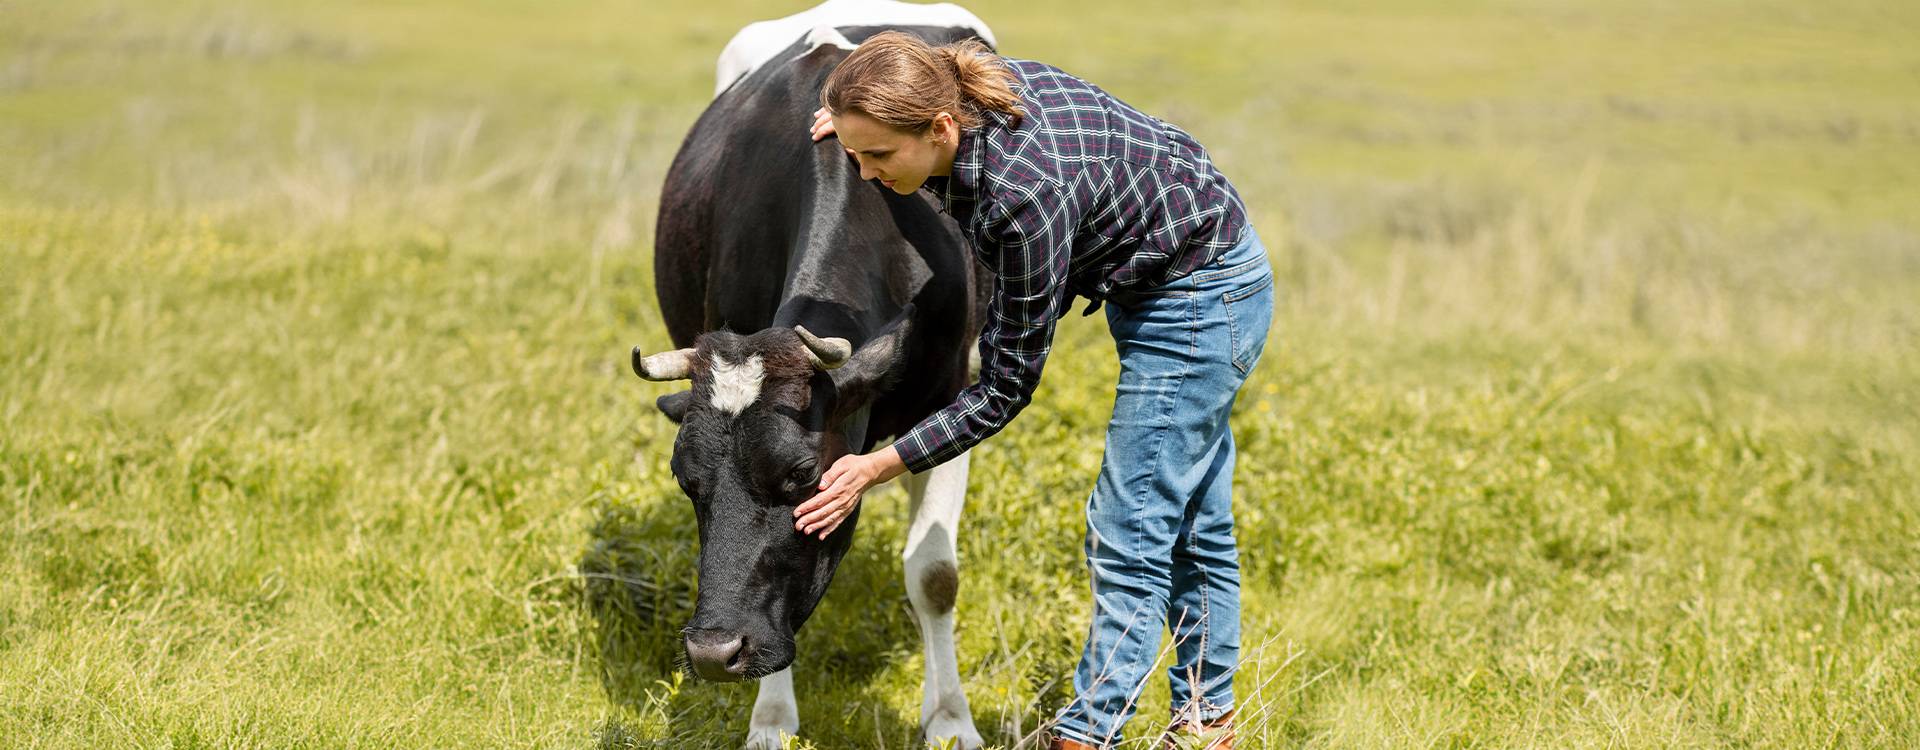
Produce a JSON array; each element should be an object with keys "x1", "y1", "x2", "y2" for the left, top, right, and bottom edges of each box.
[{"x1": 931, "y1": 111, "x2": 957, "y2": 143}]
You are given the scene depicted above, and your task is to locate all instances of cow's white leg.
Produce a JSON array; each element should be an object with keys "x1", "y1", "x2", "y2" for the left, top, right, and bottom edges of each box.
[
  {"x1": 744, "y1": 667, "x2": 799, "y2": 750},
  {"x1": 902, "y1": 449, "x2": 983, "y2": 749}
]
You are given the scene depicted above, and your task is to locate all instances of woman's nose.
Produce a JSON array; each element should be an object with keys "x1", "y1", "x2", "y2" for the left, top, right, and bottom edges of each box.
[{"x1": 857, "y1": 161, "x2": 877, "y2": 181}]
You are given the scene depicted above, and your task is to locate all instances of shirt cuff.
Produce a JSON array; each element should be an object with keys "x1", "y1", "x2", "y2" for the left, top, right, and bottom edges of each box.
[{"x1": 892, "y1": 423, "x2": 945, "y2": 475}]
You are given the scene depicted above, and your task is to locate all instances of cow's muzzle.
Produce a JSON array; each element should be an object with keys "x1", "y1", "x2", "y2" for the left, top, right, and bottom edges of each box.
[{"x1": 684, "y1": 629, "x2": 752, "y2": 682}]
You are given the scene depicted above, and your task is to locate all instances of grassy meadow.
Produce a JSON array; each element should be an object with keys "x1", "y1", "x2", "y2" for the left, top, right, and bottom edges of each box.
[{"x1": 4, "y1": 0, "x2": 1919, "y2": 747}]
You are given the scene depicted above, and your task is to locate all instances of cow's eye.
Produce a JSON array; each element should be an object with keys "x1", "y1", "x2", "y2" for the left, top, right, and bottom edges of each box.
[{"x1": 786, "y1": 462, "x2": 818, "y2": 490}]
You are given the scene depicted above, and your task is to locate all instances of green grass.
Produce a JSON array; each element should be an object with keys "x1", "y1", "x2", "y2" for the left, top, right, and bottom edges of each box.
[{"x1": 4, "y1": 0, "x2": 1918, "y2": 747}]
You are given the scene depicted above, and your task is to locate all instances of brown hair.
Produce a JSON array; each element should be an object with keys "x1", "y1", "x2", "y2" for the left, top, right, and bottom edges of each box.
[{"x1": 820, "y1": 31, "x2": 1024, "y2": 132}]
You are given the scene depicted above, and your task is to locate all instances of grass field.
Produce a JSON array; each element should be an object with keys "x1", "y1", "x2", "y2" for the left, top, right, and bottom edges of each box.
[{"x1": 4, "y1": 0, "x2": 1918, "y2": 747}]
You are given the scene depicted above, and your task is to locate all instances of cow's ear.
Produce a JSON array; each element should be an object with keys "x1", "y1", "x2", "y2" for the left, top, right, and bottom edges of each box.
[
  {"x1": 830, "y1": 304, "x2": 915, "y2": 418},
  {"x1": 656, "y1": 390, "x2": 694, "y2": 423}
]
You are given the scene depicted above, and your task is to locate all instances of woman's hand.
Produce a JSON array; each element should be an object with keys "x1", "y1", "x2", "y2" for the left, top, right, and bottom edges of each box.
[
  {"x1": 809, "y1": 107, "x2": 837, "y2": 142},
  {"x1": 794, "y1": 446, "x2": 907, "y2": 539},
  {"x1": 809, "y1": 107, "x2": 858, "y2": 158}
]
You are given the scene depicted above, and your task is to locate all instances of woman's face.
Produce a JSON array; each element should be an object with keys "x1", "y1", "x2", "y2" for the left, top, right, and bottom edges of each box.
[{"x1": 832, "y1": 111, "x2": 956, "y2": 195}]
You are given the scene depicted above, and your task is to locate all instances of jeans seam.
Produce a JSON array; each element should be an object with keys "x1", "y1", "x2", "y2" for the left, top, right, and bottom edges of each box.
[
  {"x1": 1186, "y1": 284, "x2": 1200, "y2": 359},
  {"x1": 1190, "y1": 526, "x2": 1210, "y2": 709},
  {"x1": 1183, "y1": 290, "x2": 1206, "y2": 709}
]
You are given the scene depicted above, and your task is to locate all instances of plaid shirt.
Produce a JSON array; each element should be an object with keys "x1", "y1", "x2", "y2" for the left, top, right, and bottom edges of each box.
[{"x1": 892, "y1": 57, "x2": 1250, "y2": 473}]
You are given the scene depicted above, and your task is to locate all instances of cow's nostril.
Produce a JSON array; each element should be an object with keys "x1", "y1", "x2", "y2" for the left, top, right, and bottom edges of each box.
[
  {"x1": 685, "y1": 632, "x2": 749, "y2": 682},
  {"x1": 726, "y1": 639, "x2": 751, "y2": 673}
]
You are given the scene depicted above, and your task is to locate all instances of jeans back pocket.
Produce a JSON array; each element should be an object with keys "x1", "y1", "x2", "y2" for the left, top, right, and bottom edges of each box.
[{"x1": 1222, "y1": 272, "x2": 1274, "y2": 376}]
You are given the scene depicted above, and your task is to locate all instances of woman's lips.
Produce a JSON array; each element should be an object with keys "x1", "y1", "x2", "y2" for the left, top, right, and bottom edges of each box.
[{"x1": 881, "y1": 179, "x2": 897, "y2": 188}]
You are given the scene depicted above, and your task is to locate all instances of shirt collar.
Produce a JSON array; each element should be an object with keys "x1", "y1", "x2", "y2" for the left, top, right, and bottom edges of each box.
[
  {"x1": 948, "y1": 123, "x2": 986, "y2": 198},
  {"x1": 924, "y1": 115, "x2": 991, "y2": 210}
]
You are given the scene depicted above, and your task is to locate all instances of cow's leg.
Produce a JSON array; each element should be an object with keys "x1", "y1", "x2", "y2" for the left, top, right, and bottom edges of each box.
[
  {"x1": 744, "y1": 667, "x2": 799, "y2": 750},
  {"x1": 902, "y1": 448, "x2": 983, "y2": 749}
]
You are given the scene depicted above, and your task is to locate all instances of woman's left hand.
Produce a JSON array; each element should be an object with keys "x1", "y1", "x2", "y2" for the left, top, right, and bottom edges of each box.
[{"x1": 794, "y1": 446, "x2": 906, "y2": 539}]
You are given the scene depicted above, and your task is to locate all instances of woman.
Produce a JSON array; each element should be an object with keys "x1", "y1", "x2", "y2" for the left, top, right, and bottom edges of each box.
[{"x1": 789, "y1": 31, "x2": 1271, "y2": 750}]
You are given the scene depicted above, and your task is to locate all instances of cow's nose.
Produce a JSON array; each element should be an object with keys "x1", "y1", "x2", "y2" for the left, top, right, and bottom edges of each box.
[{"x1": 685, "y1": 631, "x2": 750, "y2": 681}]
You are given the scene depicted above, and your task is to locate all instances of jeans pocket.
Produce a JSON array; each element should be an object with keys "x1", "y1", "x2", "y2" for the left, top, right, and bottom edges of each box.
[{"x1": 1222, "y1": 273, "x2": 1274, "y2": 376}]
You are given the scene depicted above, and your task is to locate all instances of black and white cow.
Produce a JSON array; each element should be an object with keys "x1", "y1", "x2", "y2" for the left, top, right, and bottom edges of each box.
[{"x1": 630, "y1": 3, "x2": 995, "y2": 748}]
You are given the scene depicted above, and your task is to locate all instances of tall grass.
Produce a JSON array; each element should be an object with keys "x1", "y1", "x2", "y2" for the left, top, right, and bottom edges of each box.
[{"x1": 3, "y1": 0, "x2": 1917, "y2": 747}]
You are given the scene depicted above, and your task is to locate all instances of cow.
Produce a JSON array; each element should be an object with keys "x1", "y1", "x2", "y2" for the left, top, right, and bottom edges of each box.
[{"x1": 628, "y1": 4, "x2": 996, "y2": 748}]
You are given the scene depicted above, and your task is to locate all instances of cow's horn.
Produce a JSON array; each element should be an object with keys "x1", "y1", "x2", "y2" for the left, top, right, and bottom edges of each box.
[
  {"x1": 794, "y1": 326, "x2": 851, "y2": 370},
  {"x1": 632, "y1": 346, "x2": 696, "y2": 381}
]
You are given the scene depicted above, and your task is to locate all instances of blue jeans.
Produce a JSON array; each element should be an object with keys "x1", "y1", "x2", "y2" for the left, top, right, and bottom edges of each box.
[{"x1": 1052, "y1": 229, "x2": 1275, "y2": 746}]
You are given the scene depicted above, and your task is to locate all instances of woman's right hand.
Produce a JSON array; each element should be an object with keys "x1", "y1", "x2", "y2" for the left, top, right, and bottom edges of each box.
[
  {"x1": 809, "y1": 107, "x2": 837, "y2": 141},
  {"x1": 810, "y1": 108, "x2": 856, "y2": 158}
]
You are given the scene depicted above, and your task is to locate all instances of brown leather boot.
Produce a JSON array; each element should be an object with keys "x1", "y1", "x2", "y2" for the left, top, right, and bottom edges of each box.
[
  {"x1": 1162, "y1": 709, "x2": 1236, "y2": 750},
  {"x1": 1047, "y1": 737, "x2": 1098, "y2": 750}
]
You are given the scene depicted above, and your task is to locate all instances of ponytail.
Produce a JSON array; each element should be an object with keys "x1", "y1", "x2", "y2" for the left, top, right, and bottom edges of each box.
[{"x1": 934, "y1": 38, "x2": 1024, "y2": 128}]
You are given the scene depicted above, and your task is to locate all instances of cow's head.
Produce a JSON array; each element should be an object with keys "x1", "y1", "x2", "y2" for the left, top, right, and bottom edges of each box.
[{"x1": 630, "y1": 308, "x2": 912, "y2": 681}]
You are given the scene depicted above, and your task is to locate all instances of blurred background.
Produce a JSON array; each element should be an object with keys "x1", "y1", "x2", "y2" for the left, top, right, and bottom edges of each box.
[{"x1": 3, "y1": 1, "x2": 1916, "y2": 747}]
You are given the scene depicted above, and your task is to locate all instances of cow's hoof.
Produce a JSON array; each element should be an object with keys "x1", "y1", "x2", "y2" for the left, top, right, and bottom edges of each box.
[
  {"x1": 744, "y1": 726, "x2": 793, "y2": 750},
  {"x1": 920, "y1": 714, "x2": 984, "y2": 750}
]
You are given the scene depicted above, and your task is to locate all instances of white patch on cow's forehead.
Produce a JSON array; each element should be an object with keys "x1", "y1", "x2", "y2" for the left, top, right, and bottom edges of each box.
[{"x1": 709, "y1": 354, "x2": 765, "y2": 415}]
